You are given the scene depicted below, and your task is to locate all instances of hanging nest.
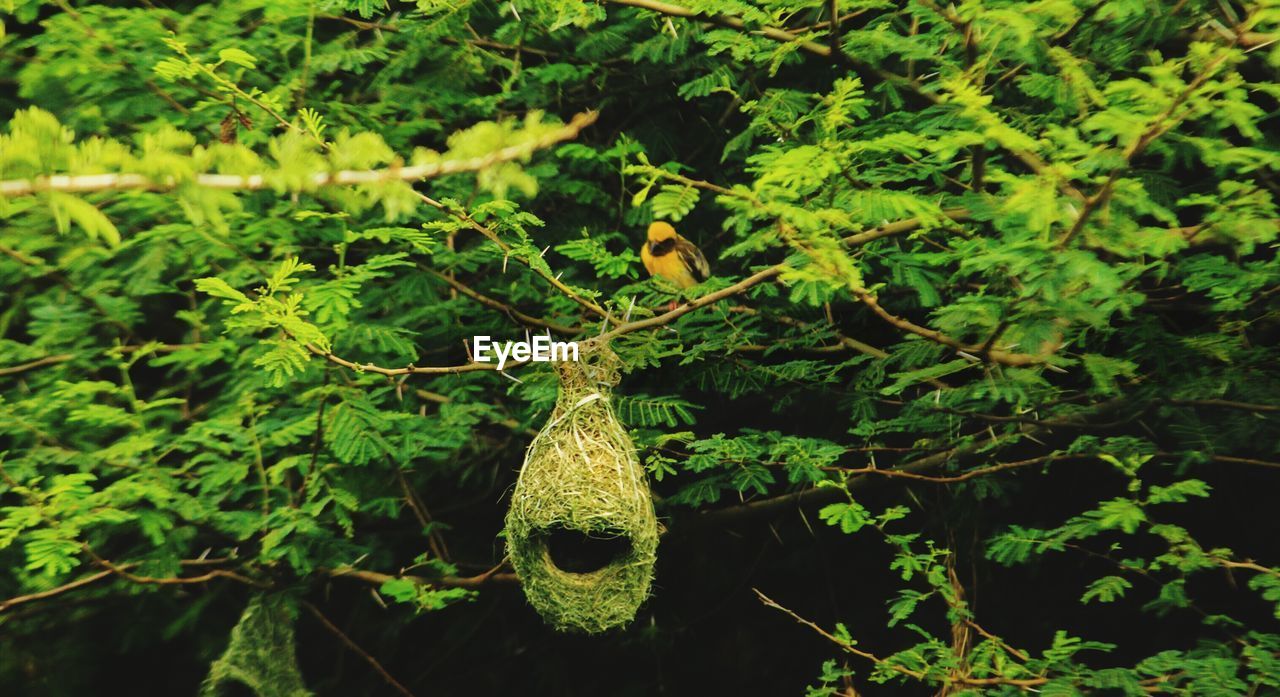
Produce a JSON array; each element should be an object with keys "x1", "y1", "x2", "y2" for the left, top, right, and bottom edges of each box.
[
  {"x1": 200, "y1": 593, "x2": 312, "y2": 697},
  {"x1": 505, "y1": 339, "x2": 659, "y2": 634}
]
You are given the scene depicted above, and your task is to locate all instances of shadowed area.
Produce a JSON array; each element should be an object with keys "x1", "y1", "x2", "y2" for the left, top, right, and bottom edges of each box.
[{"x1": 542, "y1": 527, "x2": 634, "y2": 574}]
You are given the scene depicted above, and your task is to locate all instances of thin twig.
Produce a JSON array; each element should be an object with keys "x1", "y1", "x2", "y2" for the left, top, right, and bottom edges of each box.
[
  {"x1": 304, "y1": 343, "x2": 523, "y2": 377},
  {"x1": 417, "y1": 193, "x2": 610, "y2": 319},
  {"x1": 302, "y1": 601, "x2": 418, "y2": 697},
  {"x1": 0, "y1": 354, "x2": 75, "y2": 377},
  {"x1": 424, "y1": 267, "x2": 581, "y2": 334},
  {"x1": 695, "y1": 398, "x2": 1128, "y2": 525},
  {"x1": 321, "y1": 565, "x2": 518, "y2": 588},
  {"x1": 1057, "y1": 49, "x2": 1235, "y2": 247},
  {"x1": 0, "y1": 570, "x2": 114, "y2": 613},
  {"x1": 754, "y1": 588, "x2": 1053, "y2": 687},
  {"x1": 832, "y1": 454, "x2": 1071, "y2": 483},
  {"x1": 851, "y1": 289, "x2": 1046, "y2": 366}
]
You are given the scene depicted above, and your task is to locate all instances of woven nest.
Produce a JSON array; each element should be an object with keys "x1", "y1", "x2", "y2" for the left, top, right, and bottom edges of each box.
[
  {"x1": 200, "y1": 593, "x2": 311, "y2": 697},
  {"x1": 505, "y1": 339, "x2": 659, "y2": 634}
]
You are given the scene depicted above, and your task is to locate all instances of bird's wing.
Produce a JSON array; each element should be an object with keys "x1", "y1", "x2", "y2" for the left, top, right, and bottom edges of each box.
[{"x1": 676, "y1": 237, "x2": 710, "y2": 283}]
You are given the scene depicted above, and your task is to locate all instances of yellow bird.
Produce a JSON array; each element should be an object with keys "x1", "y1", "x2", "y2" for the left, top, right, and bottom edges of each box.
[{"x1": 640, "y1": 221, "x2": 710, "y2": 289}]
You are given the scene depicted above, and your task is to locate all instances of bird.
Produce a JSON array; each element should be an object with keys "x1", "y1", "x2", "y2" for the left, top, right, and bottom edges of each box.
[{"x1": 640, "y1": 221, "x2": 710, "y2": 290}]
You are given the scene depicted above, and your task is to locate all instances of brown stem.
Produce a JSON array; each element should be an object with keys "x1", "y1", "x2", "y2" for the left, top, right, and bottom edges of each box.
[
  {"x1": 321, "y1": 566, "x2": 518, "y2": 588},
  {"x1": 852, "y1": 289, "x2": 1046, "y2": 366},
  {"x1": 1, "y1": 112, "x2": 599, "y2": 197},
  {"x1": 0, "y1": 354, "x2": 75, "y2": 377},
  {"x1": 694, "y1": 398, "x2": 1127, "y2": 525},
  {"x1": 417, "y1": 194, "x2": 610, "y2": 319},
  {"x1": 1057, "y1": 49, "x2": 1235, "y2": 247},
  {"x1": 832, "y1": 454, "x2": 1071, "y2": 483},
  {"x1": 756, "y1": 588, "x2": 1054, "y2": 687},
  {"x1": 423, "y1": 267, "x2": 581, "y2": 334},
  {"x1": 0, "y1": 570, "x2": 114, "y2": 613},
  {"x1": 304, "y1": 343, "x2": 522, "y2": 377},
  {"x1": 302, "y1": 601, "x2": 417, "y2": 697}
]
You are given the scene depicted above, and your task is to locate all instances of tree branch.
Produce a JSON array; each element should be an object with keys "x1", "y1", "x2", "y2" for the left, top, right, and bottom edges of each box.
[
  {"x1": 1057, "y1": 49, "x2": 1235, "y2": 247},
  {"x1": 0, "y1": 112, "x2": 598, "y2": 197},
  {"x1": 694, "y1": 398, "x2": 1129, "y2": 525},
  {"x1": 0, "y1": 354, "x2": 75, "y2": 377},
  {"x1": 0, "y1": 570, "x2": 115, "y2": 613},
  {"x1": 304, "y1": 342, "x2": 523, "y2": 377},
  {"x1": 321, "y1": 565, "x2": 518, "y2": 589},
  {"x1": 851, "y1": 289, "x2": 1048, "y2": 366},
  {"x1": 755, "y1": 588, "x2": 1053, "y2": 687},
  {"x1": 604, "y1": 0, "x2": 837, "y2": 61},
  {"x1": 306, "y1": 205, "x2": 978, "y2": 378},
  {"x1": 830, "y1": 454, "x2": 1072, "y2": 483},
  {"x1": 417, "y1": 193, "x2": 611, "y2": 319},
  {"x1": 302, "y1": 601, "x2": 417, "y2": 697},
  {"x1": 423, "y1": 266, "x2": 582, "y2": 334},
  {"x1": 754, "y1": 588, "x2": 928, "y2": 679},
  {"x1": 1162, "y1": 398, "x2": 1280, "y2": 413},
  {"x1": 84, "y1": 548, "x2": 269, "y2": 588},
  {"x1": 0, "y1": 556, "x2": 249, "y2": 614}
]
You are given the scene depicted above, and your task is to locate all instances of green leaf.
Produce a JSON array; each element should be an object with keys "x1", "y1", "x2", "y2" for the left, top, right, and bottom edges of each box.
[
  {"x1": 1082, "y1": 575, "x2": 1133, "y2": 604},
  {"x1": 217, "y1": 47, "x2": 257, "y2": 69}
]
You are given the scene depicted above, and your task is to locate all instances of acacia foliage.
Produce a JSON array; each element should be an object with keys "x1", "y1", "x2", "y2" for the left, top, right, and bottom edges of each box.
[{"x1": 1, "y1": 0, "x2": 1279, "y2": 694}]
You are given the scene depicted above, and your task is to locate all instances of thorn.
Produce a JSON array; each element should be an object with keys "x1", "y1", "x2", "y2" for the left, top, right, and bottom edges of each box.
[
  {"x1": 500, "y1": 370, "x2": 524, "y2": 384},
  {"x1": 502, "y1": 253, "x2": 509, "y2": 274}
]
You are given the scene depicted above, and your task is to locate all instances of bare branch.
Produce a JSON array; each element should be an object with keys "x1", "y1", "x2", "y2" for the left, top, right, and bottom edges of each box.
[
  {"x1": 423, "y1": 266, "x2": 582, "y2": 334},
  {"x1": 694, "y1": 398, "x2": 1129, "y2": 525},
  {"x1": 754, "y1": 588, "x2": 1053, "y2": 688},
  {"x1": 832, "y1": 454, "x2": 1071, "y2": 483},
  {"x1": 0, "y1": 354, "x2": 75, "y2": 377},
  {"x1": 302, "y1": 601, "x2": 417, "y2": 697},
  {"x1": 851, "y1": 289, "x2": 1048, "y2": 367},
  {"x1": 321, "y1": 565, "x2": 518, "y2": 589},
  {"x1": 304, "y1": 342, "x2": 521, "y2": 377},
  {"x1": 0, "y1": 570, "x2": 114, "y2": 613},
  {"x1": 0, "y1": 556, "x2": 247, "y2": 614}
]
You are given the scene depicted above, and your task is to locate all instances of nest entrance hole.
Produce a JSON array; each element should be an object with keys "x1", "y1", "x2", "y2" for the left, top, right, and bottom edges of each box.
[{"x1": 541, "y1": 526, "x2": 633, "y2": 574}]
